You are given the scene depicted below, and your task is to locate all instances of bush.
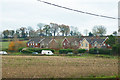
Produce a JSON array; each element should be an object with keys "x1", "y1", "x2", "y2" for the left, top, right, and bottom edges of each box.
[
  {"x1": 112, "y1": 44, "x2": 120, "y2": 55},
  {"x1": 89, "y1": 48, "x2": 111, "y2": 54},
  {"x1": 18, "y1": 47, "x2": 25, "y2": 52},
  {"x1": 22, "y1": 48, "x2": 55, "y2": 53},
  {"x1": 21, "y1": 50, "x2": 33, "y2": 54},
  {"x1": 77, "y1": 49, "x2": 86, "y2": 53},
  {"x1": 59, "y1": 49, "x2": 73, "y2": 54}
]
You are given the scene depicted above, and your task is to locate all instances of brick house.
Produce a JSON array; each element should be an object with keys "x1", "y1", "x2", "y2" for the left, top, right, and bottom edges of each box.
[
  {"x1": 27, "y1": 36, "x2": 111, "y2": 50},
  {"x1": 80, "y1": 37, "x2": 110, "y2": 50}
]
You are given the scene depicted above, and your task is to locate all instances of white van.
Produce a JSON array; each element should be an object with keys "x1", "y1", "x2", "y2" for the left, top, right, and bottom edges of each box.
[
  {"x1": 0, "y1": 51, "x2": 8, "y2": 55},
  {"x1": 41, "y1": 50, "x2": 54, "y2": 55}
]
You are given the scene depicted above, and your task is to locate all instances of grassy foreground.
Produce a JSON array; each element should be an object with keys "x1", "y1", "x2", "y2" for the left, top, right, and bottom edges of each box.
[{"x1": 2, "y1": 56, "x2": 118, "y2": 78}]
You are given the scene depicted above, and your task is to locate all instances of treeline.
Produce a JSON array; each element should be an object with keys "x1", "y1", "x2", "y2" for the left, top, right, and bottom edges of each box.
[
  {"x1": 1, "y1": 23, "x2": 82, "y2": 38},
  {"x1": 1, "y1": 22, "x2": 115, "y2": 38}
]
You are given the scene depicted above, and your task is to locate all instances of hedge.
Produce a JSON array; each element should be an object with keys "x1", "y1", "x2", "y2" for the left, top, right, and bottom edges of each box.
[
  {"x1": 21, "y1": 48, "x2": 55, "y2": 53},
  {"x1": 59, "y1": 49, "x2": 73, "y2": 54},
  {"x1": 89, "y1": 48, "x2": 111, "y2": 54},
  {"x1": 112, "y1": 44, "x2": 120, "y2": 54},
  {"x1": 77, "y1": 49, "x2": 86, "y2": 53}
]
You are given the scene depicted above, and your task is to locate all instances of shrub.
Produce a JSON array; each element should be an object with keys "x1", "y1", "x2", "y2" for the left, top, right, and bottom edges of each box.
[
  {"x1": 77, "y1": 49, "x2": 86, "y2": 53},
  {"x1": 59, "y1": 49, "x2": 73, "y2": 54},
  {"x1": 22, "y1": 48, "x2": 55, "y2": 53},
  {"x1": 112, "y1": 44, "x2": 120, "y2": 55},
  {"x1": 89, "y1": 48, "x2": 111, "y2": 54},
  {"x1": 21, "y1": 50, "x2": 33, "y2": 54},
  {"x1": 18, "y1": 47, "x2": 25, "y2": 52}
]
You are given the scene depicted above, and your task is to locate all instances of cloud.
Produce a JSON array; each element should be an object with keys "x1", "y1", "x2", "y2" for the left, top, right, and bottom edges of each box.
[{"x1": 0, "y1": 0, "x2": 118, "y2": 35}]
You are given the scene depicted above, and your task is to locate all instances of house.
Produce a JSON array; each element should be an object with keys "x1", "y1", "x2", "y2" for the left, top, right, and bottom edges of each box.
[
  {"x1": 48, "y1": 39, "x2": 58, "y2": 49},
  {"x1": 62, "y1": 37, "x2": 70, "y2": 49},
  {"x1": 80, "y1": 37, "x2": 110, "y2": 50},
  {"x1": 27, "y1": 36, "x2": 111, "y2": 50}
]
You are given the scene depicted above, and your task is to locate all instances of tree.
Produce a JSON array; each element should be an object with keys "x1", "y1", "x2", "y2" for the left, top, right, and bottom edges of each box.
[
  {"x1": 65, "y1": 25, "x2": 70, "y2": 36},
  {"x1": 2, "y1": 30, "x2": 9, "y2": 38},
  {"x1": 43, "y1": 25, "x2": 50, "y2": 36},
  {"x1": 59, "y1": 24, "x2": 66, "y2": 36},
  {"x1": 15, "y1": 29, "x2": 20, "y2": 38},
  {"x1": 89, "y1": 32, "x2": 94, "y2": 36},
  {"x1": 50, "y1": 23, "x2": 59, "y2": 36},
  {"x1": 27, "y1": 26, "x2": 35, "y2": 37},
  {"x1": 8, "y1": 35, "x2": 26, "y2": 51},
  {"x1": 106, "y1": 35, "x2": 115, "y2": 46},
  {"x1": 92, "y1": 25, "x2": 106, "y2": 36},
  {"x1": 113, "y1": 31, "x2": 117, "y2": 36},
  {"x1": 37, "y1": 23, "x2": 45, "y2": 36},
  {"x1": 84, "y1": 29, "x2": 88, "y2": 36},
  {"x1": 19, "y1": 27, "x2": 27, "y2": 38}
]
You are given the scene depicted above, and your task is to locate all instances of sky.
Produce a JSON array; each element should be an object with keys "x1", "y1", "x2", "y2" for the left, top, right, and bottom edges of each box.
[{"x1": 0, "y1": 0, "x2": 119, "y2": 35}]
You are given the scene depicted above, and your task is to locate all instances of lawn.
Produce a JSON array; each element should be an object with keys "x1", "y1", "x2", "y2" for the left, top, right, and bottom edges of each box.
[
  {"x1": 0, "y1": 41, "x2": 28, "y2": 50},
  {"x1": 2, "y1": 56, "x2": 118, "y2": 78},
  {"x1": 0, "y1": 42, "x2": 10, "y2": 49}
]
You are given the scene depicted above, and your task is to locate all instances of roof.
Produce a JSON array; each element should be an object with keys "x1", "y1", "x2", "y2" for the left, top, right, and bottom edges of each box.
[
  {"x1": 85, "y1": 37, "x2": 106, "y2": 44},
  {"x1": 27, "y1": 36, "x2": 108, "y2": 44}
]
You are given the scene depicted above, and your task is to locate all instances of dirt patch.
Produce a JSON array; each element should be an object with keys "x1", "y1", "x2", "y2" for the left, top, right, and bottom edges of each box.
[{"x1": 2, "y1": 56, "x2": 118, "y2": 78}]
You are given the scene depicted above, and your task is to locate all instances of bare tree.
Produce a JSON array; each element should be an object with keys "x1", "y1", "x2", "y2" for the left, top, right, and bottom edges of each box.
[
  {"x1": 37, "y1": 23, "x2": 45, "y2": 36},
  {"x1": 50, "y1": 23, "x2": 59, "y2": 36},
  {"x1": 43, "y1": 25, "x2": 50, "y2": 36},
  {"x1": 92, "y1": 25, "x2": 106, "y2": 36},
  {"x1": 84, "y1": 29, "x2": 88, "y2": 36}
]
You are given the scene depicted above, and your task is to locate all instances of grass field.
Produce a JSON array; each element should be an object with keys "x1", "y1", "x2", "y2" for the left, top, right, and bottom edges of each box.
[
  {"x1": 0, "y1": 41, "x2": 28, "y2": 49},
  {"x1": 2, "y1": 56, "x2": 118, "y2": 78}
]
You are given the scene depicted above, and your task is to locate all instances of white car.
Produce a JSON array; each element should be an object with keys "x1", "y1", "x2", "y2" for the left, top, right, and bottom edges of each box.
[
  {"x1": 41, "y1": 50, "x2": 54, "y2": 55},
  {"x1": 0, "y1": 51, "x2": 8, "y2": 55}
]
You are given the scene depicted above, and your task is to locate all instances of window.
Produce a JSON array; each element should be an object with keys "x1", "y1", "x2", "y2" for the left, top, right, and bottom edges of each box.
[
  {"x1": 85, "y1": 43, "x2": 88, "y2": 47},
  {"x1": 36, "y1": 43, "x2": 37, "y2": 46},
  {"x1": 75, "y1": 41, "x2": 77, "y2": 45},
  {"x1": 81, "y1": 43, "x2": 83, "y2": 47},
  {"x1": 95, "y1": 44, "x2": 97, "y2": 47},
  {"x1": 64, "y1": 43, "x2": 66, "y2": 45},
  {"x1": 28, "y1": 43, "x2": 29, "y2": 46},
  {"x1": 103, "y1": 44, "x2": 106, "y2": 46}
]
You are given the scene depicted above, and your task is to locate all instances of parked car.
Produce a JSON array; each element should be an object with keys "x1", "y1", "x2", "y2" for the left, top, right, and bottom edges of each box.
[
  {"x1": 0, "y1": 51, "x2": 8, "y2": 55},
  {"x1": 32, "y1": 52, "x2": 38, "y2": 54},
  {"x1": 41, "y1": 50, "x2": 54, "y2": 55}
]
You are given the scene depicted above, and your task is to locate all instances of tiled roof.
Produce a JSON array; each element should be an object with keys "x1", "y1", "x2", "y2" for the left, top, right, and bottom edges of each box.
[
  {"x1": 85, "y1": 37, "x2": 106, "y2": 44},
  {"x1": 27, "y1": 36, "x2": 107, "y2": 44}
]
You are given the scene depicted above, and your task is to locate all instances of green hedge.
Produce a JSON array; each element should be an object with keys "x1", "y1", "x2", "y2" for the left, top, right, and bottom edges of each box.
[
  {"x1": 21, "y1": 50, "x2": 33, "y2": 54},
  {"x1": 21, "y1": 48, "x2": 55, "y2": 53},
  {"x1": 89, "y1": 48, "x2": 111, "y2": 54},
  {"x1": 59, "y1": 49, "x2": 73, "y2": 54},
  {"x1": 112, "y1": 44, "x2": 120, "y2": 54},
  {"x1": 77, "y1": 49, "x2": 86, "y2": 53},
  {"x1": 59, "y1": 49, "x2": 86, "y2": 54}
]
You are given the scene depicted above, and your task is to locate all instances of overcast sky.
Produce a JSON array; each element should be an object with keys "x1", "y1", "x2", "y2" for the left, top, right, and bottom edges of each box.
[{"x1": 0, "y1": 0, "x2": 119, "y2": 35}]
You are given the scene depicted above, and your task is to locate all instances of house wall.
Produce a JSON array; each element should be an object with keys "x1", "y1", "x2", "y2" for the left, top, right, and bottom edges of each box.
[
  {"x1": 49, "y1": 40, "x2": 58, "y2": 49},
  {"x1": 92, "y1": 42, "x2": 101, "y2": 48},
  {"x1": 80, "y1": 39, "x2": 90, "y2": 50},
  {"x1": 62, "y1": 39, "x2": 69, "y2": 49}
]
